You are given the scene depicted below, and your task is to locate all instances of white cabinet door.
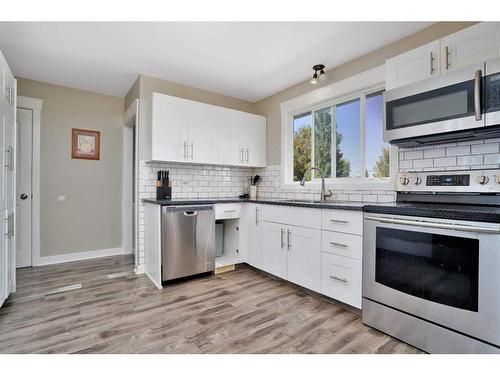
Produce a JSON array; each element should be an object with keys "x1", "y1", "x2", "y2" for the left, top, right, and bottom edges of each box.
[
  {"x1": 241, "y1": 204, "x2": 262, "y2": 267},
  {"x1": 321, "y1": 252, "x2": 362, "y2": 309},
  {"x1": 0, "y1": 208, "x2": 6, "y2": 307},
  {"x1": 217, "y1": 107, "x2": 246, "y2": 166},
  {"x1": 260, "y1": 221, "x2": 286, "y2": 279},
  {"x1": 286, "y1": 226, "x2": 321, "y2": 292},
  {"x1": 246, "y1": 113, "x2": 266, "y2": 167},
  {"x1": 187, "y1": 101, "x2": 218, "y2": 164},
  {"x1": 385, "y1": 40, "x2": 440, "y2": 90},
  {"x1": 151, "y1": 93, "x2": 189, "y2": 162},
  {"x1": 441, "y1": 22, "x2": 500, "y2": 72}
]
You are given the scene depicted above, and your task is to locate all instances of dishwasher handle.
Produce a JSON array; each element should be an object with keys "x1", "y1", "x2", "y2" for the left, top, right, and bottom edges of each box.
[{"x1": 183, "y1": 211, "x2": 198, "y2": 217}]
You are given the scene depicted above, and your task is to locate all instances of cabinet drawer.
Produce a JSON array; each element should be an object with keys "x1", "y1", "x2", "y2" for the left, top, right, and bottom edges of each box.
[
  {"x1": 215, "y1": 204, "x2": 241, "y2": 220},
  {"x1": 321, "y1": 231, "x2": 362, "y2": 260},
  {"x1": 321, "y1": 252, "x2": 362, "y2": 309},
  {"x1": 321, "y1": 209, "x2": 363, "y2": 235},
  {"x1": 260, "y1": 204, "x2": 321, "y2": 229}
]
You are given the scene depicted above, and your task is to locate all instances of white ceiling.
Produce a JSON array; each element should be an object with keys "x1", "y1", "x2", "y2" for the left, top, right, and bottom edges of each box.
[{"x1": 0, "y1": 22, "x2": 433, "y2": 102}]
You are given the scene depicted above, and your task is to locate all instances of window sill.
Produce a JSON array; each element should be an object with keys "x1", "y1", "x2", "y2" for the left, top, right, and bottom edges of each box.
[{"x1": 282, "y1": 179, "x2": 395, "y2": 191}]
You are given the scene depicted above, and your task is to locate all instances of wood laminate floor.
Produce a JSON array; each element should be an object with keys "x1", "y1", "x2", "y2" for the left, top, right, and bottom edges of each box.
[{"x1": 0, "y1": 255, "x2": 420, "y2": 354}]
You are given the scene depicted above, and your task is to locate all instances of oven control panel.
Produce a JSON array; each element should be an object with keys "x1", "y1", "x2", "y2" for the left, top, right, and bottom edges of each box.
[{"x1": 396, "y1": 169, "x2": 500, "y2": 193}]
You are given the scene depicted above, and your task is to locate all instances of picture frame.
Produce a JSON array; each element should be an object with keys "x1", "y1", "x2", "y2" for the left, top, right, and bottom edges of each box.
[{"x1": 71, "y1": 128, "x2": 100, "y2": 160}]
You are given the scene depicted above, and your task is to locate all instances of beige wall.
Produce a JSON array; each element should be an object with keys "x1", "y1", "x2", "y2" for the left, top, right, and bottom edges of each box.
[
  {"x1": 124, "y1": 76, "x2": 140, "y2": 112},
  {"x1": 17, "y1": 78, "x2": 124, "y2": 257},
  {"x1": 135, "y1": 74, "x2": 257, "y2": 159},
  {"x1": 254, "y1": 22, "x2": 478, "y2": 165}
]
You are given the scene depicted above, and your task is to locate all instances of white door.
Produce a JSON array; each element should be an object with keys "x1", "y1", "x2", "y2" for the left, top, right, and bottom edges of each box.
[
  {"x1": 5, "y1": 100, "x2": 16, "y2": 291},
  {"x1": 15, "y1": 108, "x2": 32, "y2": 268},
  {"x1": 187, "y1": 101, "x2": 218, "y2": 164},
  {"x1": 441, "y1": 22, "x2": 500, "y2": 72},
  {"x1": 286, "y1": 226, "x2": 321, "y2": 292},
  {"x1": 385, "y1": 40, "x2": 440, "y2": 90},
  {"x1": 151, "y1": 93, "x2": 188, "y2": 162},
  {"x1": 217, "y1": 107, "x2": 246, "y2": 166},
  {"x1": 246, "y1": 114, "x2": 266, "y2": 168},
  {"x1": 260, "y1": 221, "x2": 286, "y2": 279}
]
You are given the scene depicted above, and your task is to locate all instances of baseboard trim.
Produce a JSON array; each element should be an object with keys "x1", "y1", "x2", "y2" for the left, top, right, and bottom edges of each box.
[
  {"x1": 134, "y1": 264, "x2": 145, "y2": 274},
  {"x1": 38, "y1": 247, "x2": 131, "y2": 266}
]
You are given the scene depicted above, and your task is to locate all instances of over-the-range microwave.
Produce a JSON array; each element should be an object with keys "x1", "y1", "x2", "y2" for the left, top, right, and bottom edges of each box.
[{"x1": 384, "y1": 57, "x2": 500, "y2": 147}]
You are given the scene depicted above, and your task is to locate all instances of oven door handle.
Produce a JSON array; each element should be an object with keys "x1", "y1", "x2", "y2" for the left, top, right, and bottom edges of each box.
[{"x1": 365, "y1": 215, "x2": 500, "y2": 234}]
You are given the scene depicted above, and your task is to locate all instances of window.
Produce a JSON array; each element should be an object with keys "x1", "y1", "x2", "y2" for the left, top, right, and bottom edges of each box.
[{"x1": 288, "y1": 89, "x2": 392, "y2": 185}]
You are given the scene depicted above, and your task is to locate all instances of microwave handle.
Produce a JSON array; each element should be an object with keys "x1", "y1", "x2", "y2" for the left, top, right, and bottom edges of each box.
[{"x1": 474, "y1": 69, "x2": 482, "y2": 121}]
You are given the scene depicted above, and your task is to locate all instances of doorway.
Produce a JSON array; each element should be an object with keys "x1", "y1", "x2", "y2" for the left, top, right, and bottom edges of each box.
[
  {"x1": 123, "y1": 100, "x2": 139, "y2": 273},
  {"x1": 16, "y1": 96, "x2": 42, "y2": 268}
]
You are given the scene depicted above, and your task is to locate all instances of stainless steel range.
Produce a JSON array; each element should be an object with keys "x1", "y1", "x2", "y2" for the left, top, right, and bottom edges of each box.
[{"x1": 362, "y1": 168, "x2": 500, "y2": 354}]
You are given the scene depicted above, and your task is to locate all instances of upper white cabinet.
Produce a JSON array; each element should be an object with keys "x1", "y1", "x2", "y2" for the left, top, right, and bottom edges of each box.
[
  {"x1": 441, "y1": 22, "x2": 500, "y2": 72},
  {"x1": 385, "y1": 41, "x2": 440, "y2": 90},
  {"x1": 386, "y1": 22, "x2": 500, "y2": 90},
  {"x1": 151, "y1": 93, "x2": 266, "y2": 167},
  {"x1": 218, "y1": 108, "x2": 266, "y2": 167}
]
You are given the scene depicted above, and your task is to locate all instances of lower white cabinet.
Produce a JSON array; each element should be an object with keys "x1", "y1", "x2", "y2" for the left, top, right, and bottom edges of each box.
[
  {"x1": 259, "y1": 220, "x2": 321, "y2": 293},
  {"x1": 321, "y1": 252, "x2": 362, "y2": 309}
]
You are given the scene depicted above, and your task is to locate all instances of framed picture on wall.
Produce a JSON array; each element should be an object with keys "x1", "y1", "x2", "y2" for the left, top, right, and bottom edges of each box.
[{"x1": 71, "y1": 128, "x2": 100, "y2": 160}]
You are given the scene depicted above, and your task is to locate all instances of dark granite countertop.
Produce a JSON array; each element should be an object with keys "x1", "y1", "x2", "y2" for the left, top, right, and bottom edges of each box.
[
  {"x1": 143, "y1": 197, "x2": 500, "y2": 223},
  {"x1": 142, "y1": 197, "x2": 365, "y2": 211}
]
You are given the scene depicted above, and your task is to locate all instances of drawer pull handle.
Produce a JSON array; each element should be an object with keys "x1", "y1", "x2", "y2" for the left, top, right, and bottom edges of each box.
[
  {"x1": 330, "y1": 219, "x2": 348, "y2": 224},
  {"x1": 330, "y1": 275, "x2": 348, "y2": 283},
  {"x1": 224, "y1": 210, "x2": 236, "y2": 213},
  {"x1": 329, "y1": 242, "x2": 348, "y2": 248}
]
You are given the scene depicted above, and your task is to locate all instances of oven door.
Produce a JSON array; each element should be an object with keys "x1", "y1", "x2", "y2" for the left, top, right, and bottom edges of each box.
[
  {"x1": 363, "y1": 214, "x2": 500, "y2": 347},
  {"x1": 384, "y1": 63, "x2": 485, "y2": 143}
]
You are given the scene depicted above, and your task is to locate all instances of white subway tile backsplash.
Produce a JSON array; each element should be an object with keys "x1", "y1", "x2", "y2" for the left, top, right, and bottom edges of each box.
[
  {"x1": 432, "y1": 157, "x2": 457, "y2": 168},
  {"x1": 413, "y1": 159, "x2": 434, "y2": 169},
  {"x1": 471, "y1": 143, "x2": 499, "y2": 155},
  {"x1": 484, "y1": 153, "x2": 500, "y2": 164},
  {"x1": 445, "y1": 146, "x2": 470, "y2": 156},
  {"x1": 404, "y1": 150, "x2": 424, "y2": 160},
  {"x1": 456, "y1": 155, "x2": 483, "y2": 166},
  {"x1": 424, "y1": 148, "x2": 445, "y2": 158}
]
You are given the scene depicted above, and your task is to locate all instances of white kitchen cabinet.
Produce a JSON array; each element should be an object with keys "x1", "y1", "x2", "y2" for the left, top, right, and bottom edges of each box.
[
  {"x1": 440, "y1": 22, "x2": 500, "y2": 72},
  {"x1": 151, "y1": 93, "x2": 266, "y2": 167},
  {"x1": 217, "y1": 107, "x2": 248, "y2": 166},
  {"x1": 218, "y1": 108, "x2": 267, "y2": 167},
  {"x1": 386, "y1": 23, "x2": 500, "y2": 90},
  {"x1": 385, "y1": 40, "x2": 440, "y2": 90},
  {"x1": 152, "y1": 94, "x2": 189, "y2": 162},
  {"x1": 260, "y1": 221, "x2": 287, "y2": 279},
  {"x1": 241, "y1": 204, "x2": 262, "y2": 268},
  {"x1": 187, "y1": 101, "x2": 218, "y2": 164},
  {"x1": 0, "y1": 209, "x2": 7, "y2": 306},
  {"x1": 321, "y1": 252, "x2": 362, "y2": 309},
  {"x1": 286, "y1": 226, "x2": 321, "y2": 292}
]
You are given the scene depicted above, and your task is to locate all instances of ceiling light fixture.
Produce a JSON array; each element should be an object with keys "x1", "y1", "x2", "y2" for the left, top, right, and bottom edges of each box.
[{"x1": 310, "y1": 64, "x2": 326, "y2": 84}]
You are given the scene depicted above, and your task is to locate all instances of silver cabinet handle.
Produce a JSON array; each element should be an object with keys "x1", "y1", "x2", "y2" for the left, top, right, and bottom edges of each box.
[
  {"x1": 4, "y1": 213, "x2": 14, "y2": 238},
  {"x1": 430, "y1": 52, "x2": 435, "y2": 74},
  {"x1": 330, "y1": 275, "x2": 348, "y2": 283},
  {"x1": 287, "y1": 229, "x2": 291, "y2": 250},
  {"x1": 365, "y1": 215, "x2": 500, "y2": 234},
  {"x1": 330, "y1": 242, "x2": 348, "y2": 248},
  {"x1": 329, "y1": 219, "x2": 348, "y2": 224},
  {"x1": 445, "y1": 46, "x2": 450, "y2": 70},
  {"x1": 280, "y1": 228, "x2": 285, "y2": 249},
  {"x1": 240, "y1": 148, "x2": 244, "y2": 163},
  {"x1": 255, "y1": 207, "x2": 259, "y2": 225},
  {"x1": 183, "y1": 141, "x2": 187, "y2": 160},
  {"x1": 223, "y1": 209, "x2": 236, "y2": 213},
  {"x1": 190, "y1": 142, "x2": 194, "y2": 160},
  {"x1": 474, "y1": 69, "x2": 482, "y2": 121},
  {"x1": 245, "y1": 148, "x2": 249, "y2": 163}
]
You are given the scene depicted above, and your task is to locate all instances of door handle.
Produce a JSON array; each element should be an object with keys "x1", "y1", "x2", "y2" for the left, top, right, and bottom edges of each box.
[
  {"x1": 240, "y1": 148, "x2": 244, "y2": 163},
  {"x1": 255, "y1": 207, "x2": 259, "y2": 225},
  {"x1": 474, "y1": 69, "x2": 482, "y2": 121},
  {"x1": 245, "y1": 148, "x2": 249, "y2": 163},
  {"x1": 280, "y1": 228, "x2": 285, "y2": 249},
  {"x1": 20, "y1": 193, "x2": 29, "y2": 200},
  {"x1": 430, "y1": 52, "x2": 435, "y2": 74},
  {"x1": 183, "y1": 141, "x2": 187, "y2": 160},
  {"x1": 190, "y1": 142, "x2": 194, "y2": 160},
  {"x1": 287, "y1": 229, "x2": 291, "y2": 250},
  {"x1": 445, "y1": 46, "x2": 450, "y2": 70}
]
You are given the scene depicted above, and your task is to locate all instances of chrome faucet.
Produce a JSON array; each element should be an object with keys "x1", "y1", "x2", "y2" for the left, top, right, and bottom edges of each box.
[{"x1": 300, "y1": 167, "x2": 333, "y2": 202}]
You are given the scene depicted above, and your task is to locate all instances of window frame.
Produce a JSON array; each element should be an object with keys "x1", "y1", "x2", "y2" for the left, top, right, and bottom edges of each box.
[{"x1": 281, "y1": 69, "x2": 397, "y2": 191}]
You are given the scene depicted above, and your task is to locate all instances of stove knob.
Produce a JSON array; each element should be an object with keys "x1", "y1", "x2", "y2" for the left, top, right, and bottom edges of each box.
[
  {"x1": 400, "y1": 177, "x2": 410, "y2": 185},
  {"x1": 477, "y1": 175, "x2": 490, "y2": 185},
  {"x1": 414, "y1": 177, "x2": 422, "y2": 185}
]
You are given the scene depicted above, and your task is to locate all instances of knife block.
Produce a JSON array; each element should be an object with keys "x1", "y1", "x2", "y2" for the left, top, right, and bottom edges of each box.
[{"x1": 156, "y1": 186, "x2": 172, "y2": 200}]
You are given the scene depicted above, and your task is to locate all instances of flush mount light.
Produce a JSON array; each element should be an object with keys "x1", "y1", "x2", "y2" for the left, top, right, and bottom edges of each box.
[{"x1": 310, "y1": 64, "x2": 326, "y2": 84}]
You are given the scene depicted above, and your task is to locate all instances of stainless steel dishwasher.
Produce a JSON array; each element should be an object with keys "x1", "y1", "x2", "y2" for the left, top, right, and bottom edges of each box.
[{"x1": 161, "y1": 205, "x2": 215, "y2": 282}]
